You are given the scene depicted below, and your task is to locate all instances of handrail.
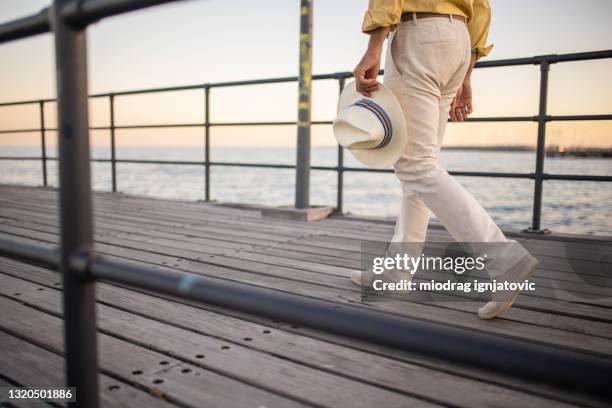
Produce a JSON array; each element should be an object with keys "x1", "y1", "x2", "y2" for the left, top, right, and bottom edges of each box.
[
  {"x1": 0, "y1": 1, "x2": 179, "y2": 44},
  {"x1": 1, "y1": 50, "x2": 612, "y2": 231},
  {"x1": 0, "y1": 236, "x2": 611, "y2": 401},
  {"x1": 3, "y1": 49, "x2": 612, "y2": 107}
]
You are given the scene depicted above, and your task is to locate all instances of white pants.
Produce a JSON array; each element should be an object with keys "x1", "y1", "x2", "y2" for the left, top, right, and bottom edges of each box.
[{"x1": 383, "y1": 17, "x2": 513, "y2": 254}]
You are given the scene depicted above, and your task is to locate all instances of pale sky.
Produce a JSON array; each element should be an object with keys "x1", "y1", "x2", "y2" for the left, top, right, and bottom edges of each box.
[{"x1": 1, "y1": 0, "x2": 611, "y2": 148}]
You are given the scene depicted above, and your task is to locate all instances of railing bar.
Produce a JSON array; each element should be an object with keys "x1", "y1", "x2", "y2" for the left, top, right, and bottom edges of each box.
[
  {"x1": 10, "y1": 114, "x2": 612, "y2": 134},
  {"x1": 204, "y1": 86, "x2": 211, "y2": 201},
  {"x1": 528, "y1": 61, "x2": 550, "y2": 233},
  {"x1": 0, "y1": 238, "x2": 60, "y2": 268},
  {"x1": 548, "y1": 114, "x2": 612, "y2": 121},
  {"x1": 39, "y1": 101, "x2": 47, "y2": 187},
  {"x1": 107, "y1": 123, "x2": 204, "y2": 129},
  {"x1": 0, "y1": 156, "x2": 51, "y2": 160},
  {"x1": 91, "y1": 84, "x2": 206, "y2": 98},
  {"x1": 1, "y1": 155, "x2": 611, "y2": 181},
  {"x1": 0, "y1": 98, "x2": 56, "y2": 107},
  {"x1": 109, "y1": 94, "x2": 117, "y2": 193},
  {"x1": 61, "y1": 0, "x2": 180, "y2": 30},
  {"x1": 102, "y1": 159, "x2": 205, "y2": 165},
  {"x1": 0, "y1": 8, "x2": 49, "y2": 43},
  {"x1": 3, "y1": 116, "x2": 608, "y2": 130},
  {"x1": 0, "y1": 1, "x2": 183, "y2": 45},
  {"x1": 543, "y1": 174, "x2": 612, "y2": 182},
  {"x1": 0, "y1": 129, "x2": 48, "y2": 134},
  {"x1": 336, "y1": 77, "x2": 346, "y2": 213},
  {"x1": 0, "y1": 50, "x2": 610, "y2": 107}
]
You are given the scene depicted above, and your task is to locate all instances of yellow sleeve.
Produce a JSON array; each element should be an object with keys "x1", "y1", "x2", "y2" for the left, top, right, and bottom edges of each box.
[
  {"x1": 468, "y1": 0, "x2": 494, "y2": 60},
  {"x1": 361, "y1": 0, "x2": 402, "y2": 33}
]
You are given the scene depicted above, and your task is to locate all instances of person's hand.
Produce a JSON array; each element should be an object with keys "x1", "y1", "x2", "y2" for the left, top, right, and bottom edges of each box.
[
  {"x1": 353, "y1": 27, "x2": 389, "y2": 97},
  {"x1": 353, "y1": 48, "x2": 382, "y2": 97},
  {"x1": 450, "y1": 79, "x2": 473, "y2": 122}
]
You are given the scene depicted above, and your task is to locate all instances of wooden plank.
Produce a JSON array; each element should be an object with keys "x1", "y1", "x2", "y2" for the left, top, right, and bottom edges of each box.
[
  {"x1": 0, "y1": 185, "x2": 262, "y2": 219},
  {"x1": 0, "y1": 273, "x2": 453, "y2": 407},
  {"x1": 10, "y1": 184, "x2": 610, "y2": 250},
  {"x1": 0, "y1": 296, "x2": 308, "y2": 408},
  {"x1": 3, "y1": 194, "x2": 599, "y2": 271},
  {"x1": 1, "y1": 209, "x2": 608, "y2": 310},
  {"x1": 3, "y1": 216, "x2": 612, "y2": 328},
  {"x1": 2, "y1": 205, "x2": 607, "y2": 289},
  {"x1": 2, "y1": 184, "x2": 609, "y2": 249},
  {"x1": 0, "y1": 200, "x2": 325, "y2": 245},
  {"x1": 0, "y1": 261, "x2": 601, "y2": 408},
  {"x1": 0, "y1": 331, "x2": 178, "y2": 408},
  {"x1": 2, "y1": 185, "x2": 612, "y2": 258}
]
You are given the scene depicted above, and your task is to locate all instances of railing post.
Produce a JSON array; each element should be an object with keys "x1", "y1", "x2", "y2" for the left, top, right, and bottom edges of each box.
[
  {"x1": 52, "y1": 1, "x2": 99, "y2": 406},
  {"x1": 524, "y1": 60, "x2": 551, "y2": 234},
  {"x1": 39, "y1": 100, "x2": 47, "y2": 187},
  {"x1": 109, "y1": 93, "x2": 117, "y2": 192},
  {"x1": 294, "y1": 0, "x2": 313, "y2": 209},
  {"x1": 204, "y1": 85, "x2": 211, "y2": 201},
  {"x1": 336, "y1": 76, "x2": 345, "y2": 213}
]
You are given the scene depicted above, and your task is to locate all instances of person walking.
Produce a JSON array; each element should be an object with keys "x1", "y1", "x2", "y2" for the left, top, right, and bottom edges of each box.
[{"x1": 348, "y1": 0, "x2": 538, "y2": 319}]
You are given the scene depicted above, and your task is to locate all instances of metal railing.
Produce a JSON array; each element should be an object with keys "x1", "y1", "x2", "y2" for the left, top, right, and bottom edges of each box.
[
  {"x1": 0, "y1": 2, "x2": 611, "y2": 406},
  {"x1": 1, "y1": 50, "x2": 612, "y2": 233}
]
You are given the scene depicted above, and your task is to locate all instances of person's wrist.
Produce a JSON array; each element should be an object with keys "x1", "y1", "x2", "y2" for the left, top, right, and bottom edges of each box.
[{"x1": 366, "y1": 45, "x2": 382, "y2": 56}]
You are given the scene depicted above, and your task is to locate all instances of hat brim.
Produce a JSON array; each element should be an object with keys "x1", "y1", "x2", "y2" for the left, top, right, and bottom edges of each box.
[{"x1": 337, "y1": 81, "x2": 406, "y2": 169}]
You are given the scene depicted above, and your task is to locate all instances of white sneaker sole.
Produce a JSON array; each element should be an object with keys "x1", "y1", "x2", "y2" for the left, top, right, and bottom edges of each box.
[{"x1": 478, "y1": 255, "x2": 538, "y2": 320}]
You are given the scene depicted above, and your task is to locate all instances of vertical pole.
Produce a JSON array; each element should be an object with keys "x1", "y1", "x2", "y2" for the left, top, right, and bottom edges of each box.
[
  {"x1": 109, "y1": 94, "x2": 117, "y2": 193},
  {"x1": 527, "y1": 60, "x2": 550, "y2": 233},
  {"x1": 52, "y1": 1, "x2": 99, "y2": 406},
  {"x1": 204, "y1": 85, "x2": 211, "y2": 201},
  {"x1": 39, "y1": 100, "x2": 48, "y2": 187},
  {"x1": 294, "y1": 0, "x2": 313, "y2": 209},
  {"x1": 336, "y1": 76, "x2": 345, "y2": 213}
]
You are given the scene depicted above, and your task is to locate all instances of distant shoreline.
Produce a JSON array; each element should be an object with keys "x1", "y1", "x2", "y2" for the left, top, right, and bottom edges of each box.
[
  {"x1": 444, "y1": 145, "x2": 612, "y2": 158},
  {"x1": 443, "y1": 145, "x2": 534, "y2": 151}
]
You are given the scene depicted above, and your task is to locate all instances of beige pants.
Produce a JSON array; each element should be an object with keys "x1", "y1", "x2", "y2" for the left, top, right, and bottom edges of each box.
[{"x1": 383, "y1": 16, "x2": 509, "y2": 246}]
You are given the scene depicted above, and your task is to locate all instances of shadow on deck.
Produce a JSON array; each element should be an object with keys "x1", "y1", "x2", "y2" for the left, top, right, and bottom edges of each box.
[{"x1": 0, "y1": 184, "x2": 611, "y2": 407}]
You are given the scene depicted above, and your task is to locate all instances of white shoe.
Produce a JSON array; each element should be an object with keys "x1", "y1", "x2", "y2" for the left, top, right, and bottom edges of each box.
[
  {"x1": 350, "y1": 270, "x2": 363, "y2": 286},
  {"x1": 478, "y1": 254, "x2": 538, "y2": 319}
]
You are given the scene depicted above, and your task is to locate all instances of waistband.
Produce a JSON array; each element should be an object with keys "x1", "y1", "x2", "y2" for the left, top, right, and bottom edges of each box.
[{"x1": 401, "y1": 12, "x2": 467, "y2": 24}]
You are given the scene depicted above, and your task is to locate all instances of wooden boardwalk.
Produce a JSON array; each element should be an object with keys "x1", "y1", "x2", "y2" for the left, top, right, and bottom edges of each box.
[{"x1": 0, "y1": 184, "x2": 610, "y2": 407}]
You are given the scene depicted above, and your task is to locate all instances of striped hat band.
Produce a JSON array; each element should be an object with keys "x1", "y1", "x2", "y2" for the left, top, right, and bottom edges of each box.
[{"x1": 350, "y1": 99, "x2": 393, "y2": 149}]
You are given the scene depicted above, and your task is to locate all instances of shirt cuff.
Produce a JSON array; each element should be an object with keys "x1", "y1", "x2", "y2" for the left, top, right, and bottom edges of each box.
[
  {"x1": 474, "y1": 44, "x2": 494, "y2": 60},
  {"x1": 361, "y1": 9, "x2": 401, "y2": 33}
]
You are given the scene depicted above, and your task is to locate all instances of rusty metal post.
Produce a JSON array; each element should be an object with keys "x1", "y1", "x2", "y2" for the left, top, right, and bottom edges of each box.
[{"x1": 294, "y1": 0, "x2": 312, "y2": 209}]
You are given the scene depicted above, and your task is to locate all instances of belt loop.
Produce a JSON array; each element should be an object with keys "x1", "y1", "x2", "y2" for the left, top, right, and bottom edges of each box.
[
  {"x1": 449, "y1": 14, "x2": 453, "y2": 23},
  {"x1": 412, "y1": 12, "x2": 417, "y2": 25}
]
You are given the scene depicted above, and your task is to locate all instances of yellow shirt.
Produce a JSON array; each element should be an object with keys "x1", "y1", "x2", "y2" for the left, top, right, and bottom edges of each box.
[{"x1": 362, "y1": 0, "x2": 493, "y2": 59}]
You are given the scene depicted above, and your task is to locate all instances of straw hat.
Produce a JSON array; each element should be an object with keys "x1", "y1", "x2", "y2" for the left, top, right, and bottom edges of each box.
[{"x1": 333, "y1": 81, "x2": 406, "y2": 168}]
